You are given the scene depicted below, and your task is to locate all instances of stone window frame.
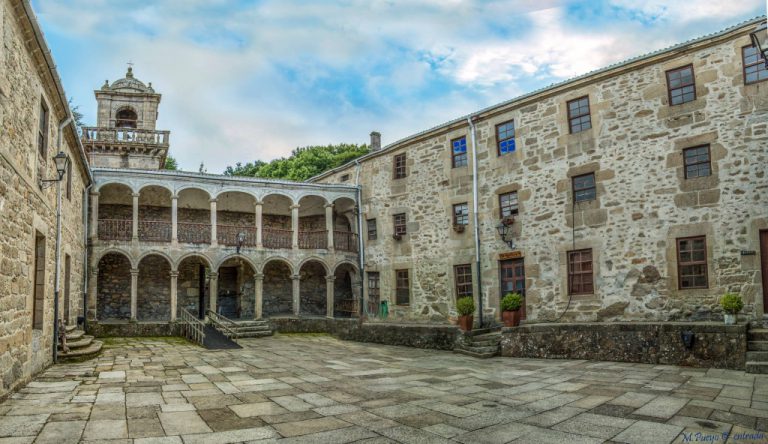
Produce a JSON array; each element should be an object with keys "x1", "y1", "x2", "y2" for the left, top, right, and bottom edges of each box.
[
  {"x1": 496, "y1": 120, "x2": 516, "y2": 156},
  {"x1": 676, "y1": 236, "x2": 708, "y2": 290},
  {"x1": 566, "y1": 96, "x2": 591, "y2": 134},
  {"x1": 451, "y1": 136, "x2": 468, "y2": 168},
  {"x1": 666, "y1": 64, "x2": 696, "y2": 106},
  {"x1": 339, "y1": 174, "x2": 350, "y2": 182},
  {"x1": 114, "y1": 106, "x2": 138, "y2": 129},
  {"x1": 683, "y1": 145, "x2": 711, "y2": 179},
  {"x1": 393, "y1": 213, "x2": 407, "y2": 236},
  {"x1": 367, "y1": 271, "x2": 380, "y2": 304},
  {"x1": 454, "y1": 264, "x2": 473, "y2": 299},
  {"x1": 32, "y1": 230, "x2": 46, "y2": 330},
  {"x1": 742, "y1": 44, "x2": 768, "y2": 85},
  {"x1": 393, "y1": 153, "x2": 407, "y2": 179},
  {"x1": 38, "y1": 97, "x2": 49, "y2": 160},
  {"x1": 499, "y1": 191, "x2": 519, "y2": 217},
  {"x1": 572, "y1": 173, "x2": 596, "y2": 203},
  {"x1": 453, "y1": 203, "x2": 469, "y2": 226},
  {"x1": 567, "y1": 248, "x2": 594, "y2": 296},
  {"x1": 366, "y1": 218, "x2": 377, "y2": 240},
  {"x1": 395, "y1": 269, "x2": 410, "y2": 306}
]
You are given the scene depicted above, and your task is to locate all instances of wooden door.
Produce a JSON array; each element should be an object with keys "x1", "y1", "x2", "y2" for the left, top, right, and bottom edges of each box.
[
  {"x1": 33, "y1": 233, "x2": 46, "y2": 330},
  {"x1": 761, "y1": 230, "x2": 768, "y2": 313},
  {"x1": 500, "y1": 258, "x2": 526, "y2": 319},
  {"x1": 64, "y1": 254, "x2": 71, "y2": 324}
]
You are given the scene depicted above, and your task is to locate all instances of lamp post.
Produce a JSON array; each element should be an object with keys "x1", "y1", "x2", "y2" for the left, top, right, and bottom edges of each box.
[
  {"x1": 236, "y1": 231, "x2": 246, "y2": 254},
  {"x1": 750, "y1": 20, "x2": 768, "y2": 67},
  {"x1": 40, "y1": 151, "x2": 70, "y2": 363},
  {"x1": 496, "y1": 217, "x2": 516, "y2": 249}
]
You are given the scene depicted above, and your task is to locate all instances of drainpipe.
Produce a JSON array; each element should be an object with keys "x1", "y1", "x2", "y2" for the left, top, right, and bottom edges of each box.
[
  {"x1": 53, "y1": 116, "x2": 72, "y2": 362},
  {"x1": 82, "y1": 183, "x2": 93, "y2": 332},
  {"x1": 354, "y1": 159, "x2": 365, "y2": 318},
  {"x1": 467, "y1": 115, "x2": 483, "y2": 328}
]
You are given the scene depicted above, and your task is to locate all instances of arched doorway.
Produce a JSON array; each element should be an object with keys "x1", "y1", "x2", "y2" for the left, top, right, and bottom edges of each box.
[
  {"x1": 137, "y1": 254, "x2": 172, "y2": 321},
  {"x1": 177, "y1": 255, "x2": 211, "y2": 319},
  {"x1": 216, "y1": 256, "x2": 256, "y2": 320},
  {"x1": 97, "y1": 252, "x2": 132, "y2": 320},
  {"x1": 299, "y1": 260, "x2": 327, "y2": 316},
  {"x1": 263, "y1": 259, "x2": 293, "y2": 316},
  {"x1": 334, "y1": 263, "x2": 359, "y2": 318}
]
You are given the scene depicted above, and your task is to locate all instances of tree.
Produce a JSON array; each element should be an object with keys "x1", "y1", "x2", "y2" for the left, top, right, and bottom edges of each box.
[
  {"x1": 224, "y1": 143, "x2": 369, "y2": 181},
  {"x1": 68, "y1": 98, "x2": 85, "y2": 136},
  {"x1": 164, "y1": 155, "x2": 179, "y2": 170}
]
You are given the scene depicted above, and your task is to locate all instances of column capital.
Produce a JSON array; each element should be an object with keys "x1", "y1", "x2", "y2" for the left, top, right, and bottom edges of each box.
[
  {"x1": 90, "y1": 266, "x2": 99, "y2": 276},
  {"x1": 324, "y1": 203, "x2": 335, "y2": 209},
  {"x1": 209, "y1": 272, "x2": 218, "y2": 279},
  {"x1": 172, "y1": 194, "x2": 179, "y2": 200},
  {"x1": 132, "y1": 192, "x2": 140, "y2": 198},
  {"x1": 255, "y1": 200, "x2": 263, "y2": 206},
  {"x1": 130, "y1": 268, "x2": 139, "y2": 276},
  {"x1": 169, "y1": 271, "x2": 179, "y2": 278},
  {"x1": 90, "y1": 190, "x2": 100, "y2": 197},
  {"x1": 290, "y1": 204, "x2": 301, "y2": 210},
  {"x1": 291, "y1": 274, "x2": 301, "y2": 281},
  {"x1": 325, "y1": 275, "x2": 336, "y2": 282},
  {"x1": 254, "y1": 273, "x2": 264, "y2": 281},
  {"x1": 209, "y1": 198, "x2": 218, "y2": 204}
]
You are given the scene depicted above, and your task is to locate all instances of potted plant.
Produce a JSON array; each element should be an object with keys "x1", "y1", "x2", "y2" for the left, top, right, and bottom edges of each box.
[
  {"x1": 456, "y1": 297, "x2": 475, "y2": 332},
  {"x1": 501, "y1": 292, "x2": 523, "y2": 327},
  {"x1": 720, "y1": 293, "x2": 743, "y2": 325}
]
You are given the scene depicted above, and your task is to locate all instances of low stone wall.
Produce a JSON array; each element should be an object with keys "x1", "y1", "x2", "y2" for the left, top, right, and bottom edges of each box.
[
  {"x1": 501, "y1": 322, "x2": 747, "y2": 370},
  {"x1": 269, "y1": 318, "x2": 459, "y2": 350},
  {"x1": 88, "y1": 322, "x2": 179, "y2": 337}
]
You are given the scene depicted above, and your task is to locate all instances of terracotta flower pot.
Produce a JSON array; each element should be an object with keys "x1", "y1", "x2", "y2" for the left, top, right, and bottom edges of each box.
[
  {"x1": 458, "y1": 315, "x2": 473, "y2": 332},
  {"x1": 502, "y1": 310, "x2": 521, "y2": 327}
]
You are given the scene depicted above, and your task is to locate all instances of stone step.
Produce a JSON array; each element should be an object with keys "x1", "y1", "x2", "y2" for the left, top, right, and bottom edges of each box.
[
  {"x1": 748, "y1": 329, "x2": 768, "y2": 342},
  {"x1": 59, "y1": 335, "x2": 94, "y2": 350},
  {"x1": 65, "y1": 324, "x2": 77, "y2": 333},
  {"x1": 234, "y1": 325, "x2": 272, "y2": 333},
  {"x1": 233, "y1": 321, "x2": 270, "y2": 327},
  {"x1": 66, "y1": 330, "x2": 85, "y2": 341},
  {"x1": 470, "y1": 339, "x2": 501, "y2": 347},
  {"x1": 237, "y1": 330, "x2": 273, "y2": 338},
  {"x1": 58, "y1": 340, "x2": 103, "y2": 361},
  {"x1": 472, "y1": 333, "x2": 502, "y2": 342},
  {"x1": 454, "y1": 347, "x2": 498, "y2": 359},
  {"x1": 746, "y1": 351, "x2": 768, "y2": 362},
  {"x1": 745, "y1": 361, "x2": 768, "y2": 374},
  {"x1": 748, "y1": 341, "x2": 768, "y2": 351},
  {"x1": 455, "y1": 344, "x2": 499, "y2": 355}
]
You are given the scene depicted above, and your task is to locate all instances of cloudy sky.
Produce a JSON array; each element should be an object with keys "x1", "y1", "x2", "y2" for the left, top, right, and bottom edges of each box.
[{"x1": 34, "y1": 0, "x2": 765, "y2": 173}]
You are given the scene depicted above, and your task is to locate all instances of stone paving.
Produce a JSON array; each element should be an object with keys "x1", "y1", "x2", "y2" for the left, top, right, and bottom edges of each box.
[{"x1": 0, "y1": 335, "x2": 767, "y2": 444}]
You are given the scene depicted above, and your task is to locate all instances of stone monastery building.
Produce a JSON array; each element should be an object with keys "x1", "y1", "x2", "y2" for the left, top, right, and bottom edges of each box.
[{"x1": 1, "y1": 0, "x2": 767, "y2": 397}]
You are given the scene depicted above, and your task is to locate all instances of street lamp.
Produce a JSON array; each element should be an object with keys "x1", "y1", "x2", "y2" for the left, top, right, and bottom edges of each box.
[
  {"x1": 40, "y1": 151, "x2": 70, "y2": 363},
  {"x1": 236, "y1": 231, "x2": 246, "y2": 254},
  {"x1": 750, "y1": 20, "x2": 768, "y2": 67},
  {"x1": 496, "y1": 217, "x2": 516, "y2": 249}
]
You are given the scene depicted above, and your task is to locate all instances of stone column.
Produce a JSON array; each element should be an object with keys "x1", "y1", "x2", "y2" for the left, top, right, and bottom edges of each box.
[
  {"x1": 88, "y1": 266, "x2": 98, "y2": 321},
  {"x1": 210, "y1": 199, "x2": 218, "y2": 246},
  {"x1": 132, "y1": 192, "x2": 140, "y2": 241},
  {"x1": 326, "y1": 275, "x2": 335, "y2": 318},
  {"x1": 352, "y1": 280, "x2": 363, "y2": 318},
  {"x1": 291, "y1": 274, "x2": 300, "y2": 316},
  {"x1": 209, "y1": 272, "x2": 218, "y2": 316},
  {"x1": 254, "y1": 273, "x2": 264, "y2": 319},
  {"x1": 90, "y1": 191, "x2": 99, "y2": 239},
  {"x1": 170, "y1": 270, "x2": 178, "y2": 322},
  {"x1": 255, "y1": 201, "x2": 263, "y2": 249},
  {"x1": 130, "y1": 268, "x2": 139, "y2": 321},
  {"x1": 171, "y1": 195, "x2": 178, "y2": 244},
  {"x1": 325, "y1": 203, "x2": 334, "y2": 251},
  {"x1": 291, "y1": 204, "x2": 300, "y2": 249}
]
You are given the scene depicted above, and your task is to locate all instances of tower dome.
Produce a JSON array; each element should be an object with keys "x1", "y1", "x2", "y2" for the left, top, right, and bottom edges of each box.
[{"x1": 107, "y1": 67, "x2": 154, "y2": 93}]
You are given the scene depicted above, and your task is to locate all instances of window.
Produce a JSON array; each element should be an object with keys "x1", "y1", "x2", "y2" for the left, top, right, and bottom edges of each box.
[
  {"x1": 567, "y1": 249, "x2": 593, "y2": 295},
  {"x1": 666, "y1": 65, "x2": 696, "y2": 105},
  {"x1": 567, "y1": 96, "x2": 591, "y2": 134},
  {"x1": 395, "y1": 270, "x2": 410, "y2": 305},
  {"x1": 368, "y1": 272, "x2": 380, "y2": 304},
  {"x1": 33, "y1": 232, "x2": 46, "y2": 330},
  {"x1": 499, "y1": 192, "x2": 519, "y2": 217},
  {"x1": 367, "y1": 218, "x2": 377, "y2": 240},
  {"x1": 66, "y1": 164, "x2": 72, "y2": 200},
  {"x1": 38, "y1": 99, "x2": 49, "y2": 159},
  {"x1": 677, "y1": 236, "x2": 708, "y2": 289},
  {"x1": 115, "y1": 108, "x2": 138, "y2": 128},
  {"x1": 572, "y1": 173, "x2": 596, "y2": 203},
  {"x1": 453, "y1": 203, "x2": 468, "y2": 226},
  {"x1": 393, "y1": 213, "x2": 407, "y2": 236},
  {"x1": 683, "y1": 145, "x2": 711, "y2": 179},
  {"x1": 340, "y1": 174, "x2": 350, "y2": 182},
  {"x1": 393, "y1": 153, "x2": 407, "y2": 179},
  {"x1": 451, "y1": 136, "x2": 467, "y2": 168},
  {"x1": 743, "y1": 45, "x2": 768, "y2": 84},
  {"x1": 454, "y1": 264, "x2": 472, "y2": 298},
  {"x1": 496, "y1": 120, "x2": 516, "y2": 155}
]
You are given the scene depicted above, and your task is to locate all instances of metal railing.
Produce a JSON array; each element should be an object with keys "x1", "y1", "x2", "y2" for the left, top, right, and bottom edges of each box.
[
  {"x1": 206, "y1": 309, "x2": 239, "y2": 341},
  {"x1": 138, "y1": 220, "x2": 171, "y2": 242},
  {"x1": 179, "y1": 307, "x2": 205, "y2": 346},
  {"x1": 82, "y1": 127, "x2": 170, "y2": 146},
  {"x1": 263, "y1": 228, "x2": 292, "y2": 249},
  {"x1": 299, "y1": 230, "x2": 327, "y2": 249},
  {"x1": 178, "y1": 222, "x2": 211, "y2": 244},
  {"x1": 217, "y1": 225, "x2": 257, "y2": 246},
  {"x1": 98, "y1": 219, "x2": 132, "y2": 241},
  {"x1": 334, "y1": 231, "x2": 359, "y2": 252}
]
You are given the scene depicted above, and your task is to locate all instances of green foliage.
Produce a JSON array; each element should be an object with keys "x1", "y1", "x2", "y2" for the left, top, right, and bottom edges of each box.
[
  {"x1": 224, "y1": 143, "x2": 369, "y2": 181},
  {"x1": 501, "y1": 292, "x2": 523, "y2": 312},
  {"x1": 164, "y1": 155, "x2": 179, "y2": 170},
  {"x1": 720, "y1": 293, "x2": 743, "y2": 314},
  {"x1": 456, "y1": 297, "x2": 475, "y2": 316},
  {"x1": 68, "y1": 97, "x2": 85, "y2": 136}
]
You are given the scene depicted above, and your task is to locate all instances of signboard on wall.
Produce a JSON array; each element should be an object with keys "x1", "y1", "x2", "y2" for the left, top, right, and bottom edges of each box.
[{"x1": 499, "y1": 251, "x2": 523, "y2": 260}]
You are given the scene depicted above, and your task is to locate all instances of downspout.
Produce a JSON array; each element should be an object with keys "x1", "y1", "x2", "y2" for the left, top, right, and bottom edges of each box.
[
  {"x1": 354, "y1": 159, "x2": 365, "y2": 319},
  {"x1": 53, "y1": 116, "x2": 72, "y2": 362},
  {"x1": 467, "y1": 115, "x2": 483, "y2": 328},
  {"x1": 82, "y1": 183, "x2": 93, "y2": 332}
]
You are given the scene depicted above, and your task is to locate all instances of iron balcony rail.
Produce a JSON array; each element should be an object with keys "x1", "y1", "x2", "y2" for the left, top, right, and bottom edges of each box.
[
  {"x1": 97, "y1": 219, "x2": 132, "y2": 241},
  {"x1": 206, "y1": 309, "x2": 239, "y2": 341},
  {"x1": 299, "y1": 230, "x2": 328, "y2": 249},
  {"x1": 217, "y1": 225, "x2": 257, "y2": 246},
  {"x1": 178, "y1": 222, "x2": 211, "y2": 244},
  {"x1": 262, "y1": 228, "x2": 292, "y2": 249},
  {"x1": 178, "y1": 307, "x2": 205, "y2": 346},
  {"x1": 334, "y1": 231, "x2": 359, "y2": 252},
  {"x1": 138, "y1": 220, "x2": 171, "y2": 242},
  {"x1": 82, "y1": 127, "x2": 170, "y2": 146}
]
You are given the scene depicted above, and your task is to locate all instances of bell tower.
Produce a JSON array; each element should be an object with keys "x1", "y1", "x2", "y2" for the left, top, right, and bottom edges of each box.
[{"x1": 82, "y1": 66, "x2": 170, "y2": 170}]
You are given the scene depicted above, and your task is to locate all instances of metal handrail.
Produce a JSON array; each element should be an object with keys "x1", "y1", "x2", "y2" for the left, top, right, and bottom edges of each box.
[
  {"x1": 206, "y1": 309, "x2": 239, "y2": 341},
  {"x1": 178, "y1": 307, "x2": 205, "y2": 346},
  {"x1": 263, "y1": 228, "x2": 292, "y2": 249}
]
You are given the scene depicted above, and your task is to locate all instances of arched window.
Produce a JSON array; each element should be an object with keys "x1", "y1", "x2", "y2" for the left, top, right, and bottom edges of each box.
[{"x1": 115, "y1": 108, "x2": 138, "y2": 128}]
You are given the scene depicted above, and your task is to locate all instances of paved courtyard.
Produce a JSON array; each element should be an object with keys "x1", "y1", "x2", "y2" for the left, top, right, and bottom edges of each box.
[{"x1": 0, "y1": 335, "x2": 766, "y2": 444}]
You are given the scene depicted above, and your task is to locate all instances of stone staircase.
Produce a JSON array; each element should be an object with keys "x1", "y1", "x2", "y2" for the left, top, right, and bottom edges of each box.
[
  {"x1": 454, "y1": 328, "x2": 502, "y2": 359},
  {"x1": 58, "y1": 324, "x2": 103, "y2": 361},
  {"x1": 231, "y1": 320, "x2": 273, "y2": 338},
  {"x1": 746, "y1": 328, "x2": 768, "y2": 374}
]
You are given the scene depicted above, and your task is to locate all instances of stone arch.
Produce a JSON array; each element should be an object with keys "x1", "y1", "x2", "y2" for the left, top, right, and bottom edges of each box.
[
  {"x1": 115, "y1": 106, "x2": 138, "y2": 129},
  {"x1": 176, "y1": 252, "x2": 213, "y2": 270},
  {"x1": 297, "y1": 256, "x2": 330, "y2": 275},
  {"x1": 261, "y1": 191, "x2": 295, "y2": 206},
  {"x1": 214, "y1": 253, "x2": 258, "y2": 272},
  {"x1": 298, "y1": 195, "x2": 328, "y2": 249},
  {"x1": 333, "y1": 260, "x2": 360, "y2": 275},
  {"x1": 95, "y1": 247, "x2": 135, "y2": 268},
  {"x1": 97, "y1": 251, "x2": 132, "y2": 321},
  {"x1": 216, "y1": 191, "x2": 258, "y2": 247},
  {"x1": 334, "y1": 262, "x2": 359, "y2": 318},
  {"x1": 177, "y1": 187, "x2": 213, "y2": 244},
  {"x1": 296, "y1": 192, "x2": 330, "y2": 206},
  {"x1": 137, "y1": 254, "x2": 172, "y2": 321},
  {"x1": 299, "y1": 259, "x2": 328, "y2": 316},
  {"x1": 96, "y1": 183, "x2": 134, "y2": 241},
  {"x1": 137, "y1": 250, "x2": 175, "y2": 271},
  {"x1": 138, "y1": 185, "x2": 172, "y2": 242},
  {"x1": 213, "y1": 188, "x2": 259, "y2": 201},
  {"x1": 95, "y1": 180, "x2": 135, "y2": 194},
  {"x1": 262, "y1": 258, "x2": 294, "y2": 317},
  {"x1": 216, "y1": 256, "x2": 257, "y2": 319},
  {"x1": 176, "y1": 185, "x2": 212, "y2": 200},
  {"x1": 258, "y1": 256, "x2": 294, "y2": 275},
  {"x1": 332, "y1": 197, "x2": 356, "y2": 233},
  {"x1": 176, "y1": 254, "x2": 212, "y2": 320}
]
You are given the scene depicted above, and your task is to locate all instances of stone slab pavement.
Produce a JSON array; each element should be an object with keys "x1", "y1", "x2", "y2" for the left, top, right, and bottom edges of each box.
[{"x1": 0, "y1": 335, "x2": 766, "y2": 443}]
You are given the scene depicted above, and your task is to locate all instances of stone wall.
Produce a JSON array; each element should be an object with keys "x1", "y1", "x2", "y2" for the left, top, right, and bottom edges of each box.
[
  {"x1": 217, "y1": 260, "x2": 255, "y2": 319},
  {"x1": 263, "y1": 261, "x2": 293, "y2": 315},
  {"x1": 299, "y1": 261, "x2": 326, "y2": 316},
  {"x1": 315, "y1": 22, "x2": 768, "y2": 324},
  {"x1": 177, "y1": 257, "x2": 208, "y2": 317},
  {"x1": 97, "y1": 253, "x2": 131, "y2": 320},
  {"x1": 500, "y1": 323, "x2": 748, "y2": 370},
  {"x1": 137, "y1": 255, "x2": 171, "y2": 321}
]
